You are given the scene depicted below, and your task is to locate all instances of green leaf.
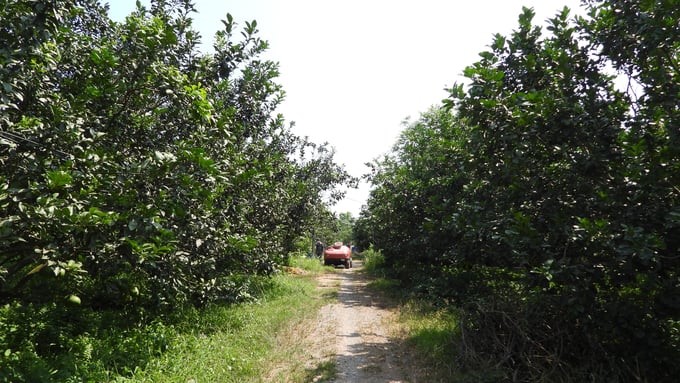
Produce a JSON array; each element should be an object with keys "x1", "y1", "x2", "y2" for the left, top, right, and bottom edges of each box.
[{"x1": 46, "y1": 170, "x2": 72, "y2": 188}]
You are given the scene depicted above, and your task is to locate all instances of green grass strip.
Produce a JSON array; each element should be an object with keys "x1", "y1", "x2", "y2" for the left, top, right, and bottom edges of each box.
[{"x1": 112, "y1": 273, "x2": 327, "y2": 383}]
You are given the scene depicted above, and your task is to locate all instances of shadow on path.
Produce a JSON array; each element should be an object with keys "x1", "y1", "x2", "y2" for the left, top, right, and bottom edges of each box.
[{"x1": 323, "y1": 261, "x2": 412, "y2": 383}]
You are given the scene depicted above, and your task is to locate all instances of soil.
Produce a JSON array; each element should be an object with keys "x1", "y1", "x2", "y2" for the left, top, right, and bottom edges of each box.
[{"x1": 307, "y1": 260, "x2": 421, "y2": 383}]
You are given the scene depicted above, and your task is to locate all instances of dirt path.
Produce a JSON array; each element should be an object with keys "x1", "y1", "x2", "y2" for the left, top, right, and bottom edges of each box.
[{"x1": 312, "y1": 261, "x2": 413, "y2": 383}]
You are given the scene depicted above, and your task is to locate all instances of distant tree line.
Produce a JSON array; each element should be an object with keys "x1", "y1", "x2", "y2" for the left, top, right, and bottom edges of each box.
[{"x1": 355, "y1": 0, "x2": 679, "y2": 380}]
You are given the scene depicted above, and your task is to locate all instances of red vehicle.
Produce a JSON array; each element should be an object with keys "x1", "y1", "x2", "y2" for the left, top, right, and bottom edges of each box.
[{"x1": 324, "y1": 242, "x2": 352, "y2": 268}]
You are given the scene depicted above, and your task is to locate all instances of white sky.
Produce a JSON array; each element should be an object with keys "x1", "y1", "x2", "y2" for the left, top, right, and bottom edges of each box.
[{"x1": 107, "y1": 0, "x2": 585, "y2": 216}]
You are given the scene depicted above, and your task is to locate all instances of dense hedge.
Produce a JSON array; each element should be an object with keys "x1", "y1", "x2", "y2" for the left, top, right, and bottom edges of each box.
[
  {"x1": 356, "y1": 1, "x2": 679, "y2": 381},
  {"x1": 1, "y1": 0, "x2": 353, "y2": 307},
  {"x1": 0, "y1": 0, "x2": 352, "y2": 381},
  {"x1": 0, "y1": 1, "x2": 351, "y2": 377}
]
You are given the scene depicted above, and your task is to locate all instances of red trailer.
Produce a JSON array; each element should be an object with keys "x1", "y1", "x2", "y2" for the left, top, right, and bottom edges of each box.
[{"x1": 323, "y1": 242, "x2": 352, "y2": 269}]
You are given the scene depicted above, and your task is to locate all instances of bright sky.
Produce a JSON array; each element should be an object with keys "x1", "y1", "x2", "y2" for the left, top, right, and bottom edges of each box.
[{"x1": 107, "y1": 0, "x2": 585, "y2": 217}]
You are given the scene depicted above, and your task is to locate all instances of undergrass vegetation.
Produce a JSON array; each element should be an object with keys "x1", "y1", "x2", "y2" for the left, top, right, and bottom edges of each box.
[
  {"x1": 397, "y1": 301, "x2": 460, "y2": 380},
  {"x1": 360, "y1": 246, "x2": 386, "y2": 276},
  {"x1": 288, "y1": 254, "x2": 334, "y2": 273},
  {"x1": 366, "y1": 277, "x2": 400, "y2": 293},
  {"x1": 116, "y1": 273, "x2": 327, "y2": 383},
  {"x1": 1, "y1": 269, "x2": 333, "y2": 383},
  {"x1": 368, "y1": 280, "x2": 495, "y2": 382},
  {"x1": 303, "y1": 360, "x2": 337, "y2": 382},
  {"x1": 364, "y1": 267, "x2": 458, "y2": 381}
]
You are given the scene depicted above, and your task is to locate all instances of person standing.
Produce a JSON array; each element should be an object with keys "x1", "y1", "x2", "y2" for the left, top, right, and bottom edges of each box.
[{"x1": 315, "y1": 240, "x2": 324, "y2": 259}]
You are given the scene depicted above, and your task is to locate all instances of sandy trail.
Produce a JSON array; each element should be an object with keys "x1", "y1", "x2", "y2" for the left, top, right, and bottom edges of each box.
[{"x1": 315, "y1": 261, "x2": 410, "y2": 383}]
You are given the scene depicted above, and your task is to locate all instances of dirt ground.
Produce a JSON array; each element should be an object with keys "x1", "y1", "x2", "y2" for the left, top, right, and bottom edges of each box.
[{"x1": 307, "y1": 261, "x2": 422, "y2": 383}]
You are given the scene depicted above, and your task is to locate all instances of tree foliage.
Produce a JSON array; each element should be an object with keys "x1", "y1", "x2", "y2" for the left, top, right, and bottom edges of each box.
[
  {"x1": 357, "y1": 1, "x2": 679, "y2": 380},
  {"x1": 0, "y1": 1, "x2": 351, "y2": 379}
]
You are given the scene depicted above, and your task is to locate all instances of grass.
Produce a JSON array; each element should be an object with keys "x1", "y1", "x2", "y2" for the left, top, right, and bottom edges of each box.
[
  {"x1": 360, "y1": 246, "x2": 386, "y2": 276},
  {"x1": 367, "y1": 276, "x2": 513, "y2": 382},
  {"x1": 366, "y1": 276, "x2": 461, "y2": 382},
  {"x1": 106, "y1": 263, "x2": 336, "y2": 383},
  {"x1": 302, "y1": 360, "x2": 336, "y2": 382},
  {"x1": 398, "y1": 301, "x2": 459, "y2": 364},
  {"x1": 363, "y1": 255, "x2": 458, "y2": 372},
  {"x1": 366, "y1": 277, "x2": 400, "y2": 296},
  {"x1": 288, "y1": 255, "x2": 334, "y2": 273},
  {"x1": 115, "y1": 276, "x2": 320, "y2": 382},
  {"x1": 1, "y1": 256, "x2": 339, "y2": 383}
]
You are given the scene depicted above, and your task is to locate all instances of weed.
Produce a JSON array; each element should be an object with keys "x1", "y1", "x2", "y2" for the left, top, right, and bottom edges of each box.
[
  {"x1": 0, "y1": 273, "x2": 329, "y2": 383},
  {"x1": 305, "y1": 360, "x2": 337, "y2": 382},
  {"x1": 361, "y1": 246, "x2": 386, "y2": 276},
  {"x1": 115, "y1": 274, "x2": 326, "y2": 382},
  {"x1": 367, "y1": 277, "x2": 400, "y2": 292},
  {"x1": 289, "y1": 255, "x2": 333, "y2": 274}
]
